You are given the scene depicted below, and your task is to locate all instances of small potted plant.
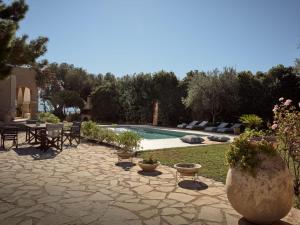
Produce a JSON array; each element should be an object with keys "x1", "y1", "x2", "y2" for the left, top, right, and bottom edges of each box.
[
  {"x1": 225, "y1": 132, "x2": 294, "y2": 224},
  {"x1": 138, "y1": 155, "x2": 160, "y2": 172},
  {"x1": 116, "y1": 131, "x2": 141, "y2": 162}
]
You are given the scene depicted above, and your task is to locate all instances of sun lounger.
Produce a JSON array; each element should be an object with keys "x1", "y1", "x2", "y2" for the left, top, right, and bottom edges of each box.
[
  {"x1": 177, "y1": 123, "x2": 188, "y2": 128},
  {"x1": 204, "y1": 122, "x2": 229, "y2": 132},
  {"x1": 217, "y1": 123, "x2": 241, "y2": 133},
  {"x1": 185, "y1": 121, "x2": 200, "y2": 129},
  {"x1": 192, "y1": 121, "x2": 209, "y2": 130}
]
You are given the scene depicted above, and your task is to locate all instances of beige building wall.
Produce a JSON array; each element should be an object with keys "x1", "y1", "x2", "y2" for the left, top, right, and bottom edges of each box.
[{"x1": 0, "y1": 67, "x2": 38, "y2": 121}]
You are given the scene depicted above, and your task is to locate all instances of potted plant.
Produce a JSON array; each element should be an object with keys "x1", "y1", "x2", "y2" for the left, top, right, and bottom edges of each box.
[
  {"x1": 138, "y1": 155, "x2": 160, "y2": 172},
  {"x1": 116, "y1": 131, "x2": 141, "y2": 161},
  {"x1": 225, "y1": 132, "x2": 294, "y2": 224}
]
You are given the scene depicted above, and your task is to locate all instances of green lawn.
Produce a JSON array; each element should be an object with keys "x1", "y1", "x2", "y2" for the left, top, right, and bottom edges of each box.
[
  {"x1": 138, "y1": 144, "x2": 300, "y2": 208},
  {"x1": 138, "y1": 144, "x2": 230, "y2": 183}
]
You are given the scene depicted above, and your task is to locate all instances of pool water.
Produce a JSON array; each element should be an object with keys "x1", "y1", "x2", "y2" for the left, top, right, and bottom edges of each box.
[{"x1": 114, "y1": 126, "x2": 204, "y2": 140}]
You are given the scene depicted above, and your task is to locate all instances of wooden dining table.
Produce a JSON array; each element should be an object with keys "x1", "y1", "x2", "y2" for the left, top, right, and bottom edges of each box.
[{"x1": 25, "y1": 123, "x2": 47, "y2": 151}]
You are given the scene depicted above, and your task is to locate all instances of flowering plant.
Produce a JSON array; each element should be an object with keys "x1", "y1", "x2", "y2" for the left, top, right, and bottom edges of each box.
[{"x1": 272, "y1": 98, "x2": 300, "y2": 196}]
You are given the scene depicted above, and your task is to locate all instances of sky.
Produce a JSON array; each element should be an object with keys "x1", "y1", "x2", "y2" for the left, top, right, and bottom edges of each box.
[{"x1": 14, "y1": 0, "x2": 300, "y2": 78}]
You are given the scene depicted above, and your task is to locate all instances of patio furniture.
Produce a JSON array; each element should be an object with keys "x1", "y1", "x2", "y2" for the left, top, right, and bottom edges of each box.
[
  {"x1": 192, "y1": 121, "x2": 209, "y2": 130},
  {"x1": 45, "y1": 124, "x2": 64, "y2": 151},
  {"x1": 185, "y1": 121, "x2": 200, "y2": 129},
  {"x1": 63, "y1": 123, "x2": 81, "y2": 146},
  {"x1": 25, "y1": 119, "x2": 38, "y2": 142},
  {"x1": 217, "y1": 123, "x2": 241, "y2": 134},
  {"x1": 0, "y1": 126, "x2": 18, "y2": 150},
  {"x1": 177, "y1": 123, "x2": 187, "y2": 128},
  {"x1": 204, "y1": 122, "x2": 229, "y2": 132},
  {"x1": 25, "y1": 123, "x2": 46, "y2": 144}
]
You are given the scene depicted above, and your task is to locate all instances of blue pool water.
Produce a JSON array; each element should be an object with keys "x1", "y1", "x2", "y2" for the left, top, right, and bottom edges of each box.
[{"x1": 113, "y1": 126, "x2": 205, "y2": 140}]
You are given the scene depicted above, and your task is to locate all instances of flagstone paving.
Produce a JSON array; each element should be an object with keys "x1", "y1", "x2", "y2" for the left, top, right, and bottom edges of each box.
[{"x1": 0, "y1": 140, "x2": 299, "y2": 225}]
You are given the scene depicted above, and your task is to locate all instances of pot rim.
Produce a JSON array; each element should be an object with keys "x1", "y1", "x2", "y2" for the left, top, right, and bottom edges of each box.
[
  {"x1": 138, "y1": 160, "x2": 160, "y2": 165},
  {"x1": 174, "y1": 163, "x2": 201, "y2": 169}
]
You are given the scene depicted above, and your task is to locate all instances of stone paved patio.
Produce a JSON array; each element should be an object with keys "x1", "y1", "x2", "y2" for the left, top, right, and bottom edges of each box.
[{"x1": 0, "y1": 140, "x2": 299, "y2": 225}]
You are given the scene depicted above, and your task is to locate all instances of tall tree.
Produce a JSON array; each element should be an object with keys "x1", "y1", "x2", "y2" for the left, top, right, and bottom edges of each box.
[
  {"x1": 153, "y1": 71, "x2": 184, "y2": 126},
  {"x1": 184, "y1": 68, "x2": 239, "y2": 123},
  {"x1": 0, "y1": 0, "x2": 48, "y2": 79},
  {"x1": 91, "y1": 77, "x2": 120, "y2": 122},
  {"x1": 118, "y1": 73, "x2": 154, "y2": 123},
  {"x1": 37, "y1": 63, "x2": 94, "y2": 119},
  {"x1": 237, "y1": 71, "x2": 264, "y2": 116}
]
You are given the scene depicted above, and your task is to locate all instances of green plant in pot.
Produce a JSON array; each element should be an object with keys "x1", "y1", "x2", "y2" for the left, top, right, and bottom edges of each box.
[
  {"x1": 138, "y1": 155, "x2": 160, "y2": 172},
  {"x1": 116, "y1": 131, "x2": 141, "y2": 162},
  {"x1": 225, "y1": 132, "x2": 294, "y2": 224}
]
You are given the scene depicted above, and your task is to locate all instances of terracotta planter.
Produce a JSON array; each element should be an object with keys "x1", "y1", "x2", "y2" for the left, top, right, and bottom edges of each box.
[
  {"x1": 226, "y1": 153, "x2": 294, "y2": 224},
  {"x1": 174, "y1": 163, "x2": 201, "y2": 176},
  {"x1": 138, "y1": 161, "x2": 160, "y2": 172}
]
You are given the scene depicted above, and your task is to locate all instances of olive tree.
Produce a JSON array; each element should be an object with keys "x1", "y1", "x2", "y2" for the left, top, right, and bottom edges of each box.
[{"x1": 184, "y1": 68, "x2": 239, "y2": 123}]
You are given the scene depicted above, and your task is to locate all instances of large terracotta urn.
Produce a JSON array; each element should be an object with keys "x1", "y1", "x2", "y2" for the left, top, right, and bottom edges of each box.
[{"x1": 226, "y1": 153, "x2": 294, "y2": 224}]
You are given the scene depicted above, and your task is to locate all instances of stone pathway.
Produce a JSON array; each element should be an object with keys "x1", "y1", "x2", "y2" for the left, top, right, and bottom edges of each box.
[{"x1": 0, "y1": 140, "x2": 299, "y2": 225}]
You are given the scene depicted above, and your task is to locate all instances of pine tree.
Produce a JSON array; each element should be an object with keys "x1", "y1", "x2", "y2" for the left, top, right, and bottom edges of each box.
[{"x1": 0, "y1": 0, "x2": 48, "y2": 79}]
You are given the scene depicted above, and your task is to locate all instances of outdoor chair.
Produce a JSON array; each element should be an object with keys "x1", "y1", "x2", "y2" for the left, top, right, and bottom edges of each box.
[
  {"x1": 25, "y1": 119, "x2": 38, "y2": 142},
  {"x1": 192, "y1": 121, "x2": 209, "y2": 130},
  {"x1": 0, "y1": 126, "x2": 18, "y2": 150},
  {"x1": 45, "y1": 123, "x2": 64, "y2": 151},
  {"x1": 204, "y1": 122, "x2": 229, "y2": 132},
  {"x1": 185, "y1": 121, "x2": 200, "y2": 129},
  {"x1": 177, "y1": 123, "x2": 188, "y2": 128},
  {"x1": 63, "y1": 123, "x2": 81, "y2": 146},
  {"x1": 217, "y1": 123, "x2": 242, "y2": 134}
]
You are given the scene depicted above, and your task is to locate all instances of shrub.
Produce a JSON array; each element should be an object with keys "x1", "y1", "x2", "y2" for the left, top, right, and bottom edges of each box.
[
  {"x1": 38, "y1": 112, "x2": 60, "y2": 124},
  {"x1": 226, "y1": 132, "x2": 276, "y2": 176},
  {"x1": 239, "y1": 114, "x2": 263, "y2": 130},
  {"x1": 81, "y1": 121, "x2": 118, "y2": 144},
  {"x1": 272, "y1": 98, "x2": 300, "y2": 196},
  {"x1": 102, "y1": 129, "x2": 118, "y2": 145},
  {"x1": 81, "y1": 121, "x2": 98, "y2": 137},
  {"x1": 117, "y1": 131, "x2": 142, "y2": 152}
]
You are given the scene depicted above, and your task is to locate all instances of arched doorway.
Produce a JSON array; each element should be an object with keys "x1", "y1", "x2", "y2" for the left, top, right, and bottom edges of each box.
[{"x1": 16, "y1": 86, "x2": 31, "y2": 118}]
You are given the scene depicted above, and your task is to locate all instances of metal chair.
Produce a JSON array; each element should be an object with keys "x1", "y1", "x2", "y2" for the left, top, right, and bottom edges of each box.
[
  {"x1": 45, "y1": 124, "x2": 64, "y2": 151},
  {"x1": 1, "y1": 126, "x2": 18, "y2": 150},
  {"x1": 63, "y1": 122, "x2": 81, "y2": 146}
]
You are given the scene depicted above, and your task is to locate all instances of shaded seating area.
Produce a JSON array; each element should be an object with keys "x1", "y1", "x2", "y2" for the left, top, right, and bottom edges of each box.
[
  {"x1": 63, "y1": 122, "x2": 81, "y2": 146},
  {"x1": 43, "y1": 124, "x2": 64, "y2": 151},
  {"x1": 25, "y1": 119, "x2": 38, "y2": 142},
  {"x1": 0, "y1": 125, "x2": 18, "y2": 150}
]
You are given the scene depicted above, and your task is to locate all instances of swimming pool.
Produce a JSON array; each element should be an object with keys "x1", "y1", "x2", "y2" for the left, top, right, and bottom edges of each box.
[{"x1": 111, "y1": 126, "x2": 205, "y2": 140}]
